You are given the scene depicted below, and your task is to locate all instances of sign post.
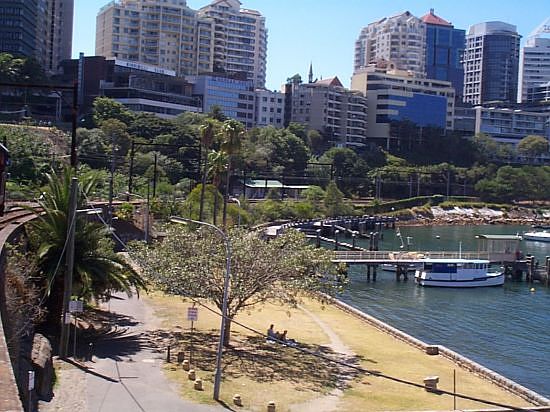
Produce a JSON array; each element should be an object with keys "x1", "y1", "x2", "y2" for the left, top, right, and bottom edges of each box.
[
  {"x1": 187, "y1": 306, "x2": 198, "y2": 365},
  {"x1": 69, "y1": 300, "x2": 83, "y2": 359}
]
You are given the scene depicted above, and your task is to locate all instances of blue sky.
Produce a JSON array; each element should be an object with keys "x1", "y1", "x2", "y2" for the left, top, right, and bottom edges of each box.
[{"x1": 73, "y1": 0, "x2": 548, "y2": 90}]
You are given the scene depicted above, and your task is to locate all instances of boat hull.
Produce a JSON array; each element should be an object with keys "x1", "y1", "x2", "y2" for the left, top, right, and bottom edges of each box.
[
  {"x1": 522, "y1": 232, "x2": 550, "y2": 242},
  {"x1": 415, "y1": 273, "x2": 504, "y2": 288}
]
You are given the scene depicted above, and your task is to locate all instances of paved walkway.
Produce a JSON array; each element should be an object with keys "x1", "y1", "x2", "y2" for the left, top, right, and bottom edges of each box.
[{"x1": 40, "y1": 293, "x2": 223, "y2": 412}]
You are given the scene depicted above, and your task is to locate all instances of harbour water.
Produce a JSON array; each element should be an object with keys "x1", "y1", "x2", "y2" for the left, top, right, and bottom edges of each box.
[{"x1": 338, "y1": 224, "x2": 550, "y2": 397}]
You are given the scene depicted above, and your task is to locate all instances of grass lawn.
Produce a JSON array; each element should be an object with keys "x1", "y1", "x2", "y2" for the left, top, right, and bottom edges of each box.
[{"x1": 144, "y1": 292, "x2": 535, "y2": 411}]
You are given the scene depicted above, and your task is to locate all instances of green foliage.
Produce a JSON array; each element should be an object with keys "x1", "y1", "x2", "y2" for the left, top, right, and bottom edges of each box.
[
  {"x1": 135, "y1": 226, "x2": 342, "y2": 344},
  {"x1": 115, "y1": 202, "x2": 134, "y2": 221},
  {"x1": 0, "y1": 53, "x2": 45, "y2": 82},
  {"x1": 92, "y1": 97, "x2": 134, "y2": 127},
  {"x1": 361, "y1": 195, "x2": 445, "y2": 214},
  {"x1": 517, "y1": 135, "x2": 549, "y2": 160},
  {"x1": 0, "y1": 125, "x2": 61, "y2": 185},
  {"x1": 324, "y1": 181, "x2": 353, "y2": 217}
]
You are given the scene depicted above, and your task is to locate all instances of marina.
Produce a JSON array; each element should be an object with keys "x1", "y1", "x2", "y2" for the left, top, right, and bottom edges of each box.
[{"x1": 337, "y1": 224, "x2": 550, "y2": 398}]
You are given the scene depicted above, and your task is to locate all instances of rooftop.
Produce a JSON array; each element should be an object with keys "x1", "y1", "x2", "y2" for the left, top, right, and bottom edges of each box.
[{"x1": 420, "y1": 9, "x2": 452, "y2": 27}]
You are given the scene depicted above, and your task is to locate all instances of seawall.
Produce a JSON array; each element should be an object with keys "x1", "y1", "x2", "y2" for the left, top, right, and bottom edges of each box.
[{"x1": 329, "y1": 296, "x2": 550, "y2": 408}]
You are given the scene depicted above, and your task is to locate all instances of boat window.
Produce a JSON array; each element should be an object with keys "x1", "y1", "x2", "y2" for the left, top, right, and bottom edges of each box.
[
  {"x1": 433, "y1": 263, "x2": 457, "y2": 273},
  {"x1": 424, "y1": 263, "x2": 432, "y2": 270}
]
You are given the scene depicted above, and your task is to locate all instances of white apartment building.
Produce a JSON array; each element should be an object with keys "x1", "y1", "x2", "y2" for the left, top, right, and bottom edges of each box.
[
  {"x1": 255, "y1": 89, "x2": 284, "y2": 128},
  {"x1": 197, "y1": 0, "x2": 267, "y2": 88},
  {"x1": 518, "y1": 18, "x2": 550, "y2": 103},
  {"x1": 95, "y1": 0, "x2": 267, "y2": 87},
  {"x1": 354, "y1": 11, "x2": 426, "y2": 77},
  {"x1": 289, "y1": 77, "x2": 368, "y2": 148}
]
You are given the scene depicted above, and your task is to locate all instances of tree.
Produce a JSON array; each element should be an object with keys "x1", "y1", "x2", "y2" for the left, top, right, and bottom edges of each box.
[
  {"x1": 324, "y1": 181, "x2": 350, "y2": 217},
  {"x1": 220, "y1": 119, "x2": 244, "y2": 226},
  {"x1": 136, "y1": 226, "x2": 342, "y2": 345},
  {"x1": 198, "y1": 119, "x2": 219, "y2": 221},
  {"x1": 517, "y1": 135, "x2": 549, "y2": 162},
  {"x1": 92, "y1": 97, "x2": 134, "y2": 127},
  {"x1": 29, "y1": 168, "x2": 146, "y2": 331},
  {"x1": 208, "y1": 149, "x2": 229, "y2": 225}
]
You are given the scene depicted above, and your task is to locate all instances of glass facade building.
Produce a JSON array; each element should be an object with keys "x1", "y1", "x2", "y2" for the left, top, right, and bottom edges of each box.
[
  {"x1": 0, "y1": 0, "x2": 38, "y2": 56},
  {"x1": 421, "y1": 10, "x2": 465, "y2": 101}
]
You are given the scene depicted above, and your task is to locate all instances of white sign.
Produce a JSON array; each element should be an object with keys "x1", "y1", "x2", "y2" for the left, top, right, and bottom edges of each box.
[
  {"x1": 114, "y1": 59, "x2": 176, "y2": 77},
  {"x1": 187, "y1": 307, "x2": 198, "y2": 322},
  {"x1": 69, "y1": 300, "x2": 84, "y2": 313},
  {"x1": 28, "y1": 371, "x2": 35, "y2": 391}
]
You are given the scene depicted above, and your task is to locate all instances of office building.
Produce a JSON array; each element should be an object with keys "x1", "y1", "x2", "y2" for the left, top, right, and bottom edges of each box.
[
  {"x1": 96, "y1": 0, "x2": 267, "y2": 88},
  {"x1": 351, "y1": 63, "x2": 455, "y2": 148},
  {"x1": 527, "y1": 81, "x2": 550, "y2": 103},
  {"x1": 58, "y1": 56, "x2": 201, "y2": 118},
  {"x1": 463, "y1": 21, "x2": 520, "y2": 105},
  {"x1": 518, "y1": 18, "x2": 550, "y2": 103},
  {"x1": 287, "y1": 76, "x2": 368, "y2": 148},
  {"x1": 255, "y1": 89, "x2": 284, "y2": 128},
  {"x1": 354, "y1": 11, "x2": 426, "y2": 77},
  {"x1": 190, "y1": 73, "x2": 255, "y2": 128},
  {"x1": 421, "y1": 9, "x2": 465, "y2": 101},
  {"x1": 0, "y1": 0, "x2": 74, "y2": 73}
]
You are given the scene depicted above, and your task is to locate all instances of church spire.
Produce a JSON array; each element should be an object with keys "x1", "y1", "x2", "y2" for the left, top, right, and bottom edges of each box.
[{"x1": 308, "y1": 62, "x2": 313, "y2": 83}]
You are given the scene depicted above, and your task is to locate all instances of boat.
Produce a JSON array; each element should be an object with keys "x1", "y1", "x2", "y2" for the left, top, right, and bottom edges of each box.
[
  {"x1": 415, "y1": 258, "x2": 504, "y2": 288},
  {"x1": 522, "y1": 231, "x2": 550, "y2": 242}
]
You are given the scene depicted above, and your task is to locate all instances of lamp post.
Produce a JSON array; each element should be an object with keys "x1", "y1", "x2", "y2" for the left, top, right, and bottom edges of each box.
[
  {"x1": 229, "y1": 197, "x2": 241, "y2": 227},
  {"x1": 169, "y1": 216, "x2": 231, "y2": 401}
]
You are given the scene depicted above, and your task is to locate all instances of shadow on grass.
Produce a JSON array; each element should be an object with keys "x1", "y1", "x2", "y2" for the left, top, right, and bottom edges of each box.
[{"x1": 147, "y1": 329, "x2": 370, "y2": 393}]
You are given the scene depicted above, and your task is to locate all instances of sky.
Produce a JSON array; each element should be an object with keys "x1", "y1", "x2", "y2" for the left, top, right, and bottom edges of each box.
[{"x1": 73, "y1": 0, "x2": 549, "y2": 91}]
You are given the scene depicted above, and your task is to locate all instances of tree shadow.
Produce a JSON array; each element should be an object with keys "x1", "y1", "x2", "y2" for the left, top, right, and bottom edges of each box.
[{"x1": 148, "y1": 329, "x2": 371, "y2": 393}]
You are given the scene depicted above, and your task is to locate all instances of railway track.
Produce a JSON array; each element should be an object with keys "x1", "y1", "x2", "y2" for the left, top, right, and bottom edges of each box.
[{"x1": 0, "y1": 204, "x2": 41, "y2": 231}]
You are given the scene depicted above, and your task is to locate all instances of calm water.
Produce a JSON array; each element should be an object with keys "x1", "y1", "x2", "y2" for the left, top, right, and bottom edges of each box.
[{"x1": 337, "y1": 225, "x2": 550, "y2": 397}]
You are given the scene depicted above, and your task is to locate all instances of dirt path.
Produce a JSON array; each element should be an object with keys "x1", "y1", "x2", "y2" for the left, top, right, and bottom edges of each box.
[{"x1": 289, "y1": 306, "x2": 355, "y2": 412}]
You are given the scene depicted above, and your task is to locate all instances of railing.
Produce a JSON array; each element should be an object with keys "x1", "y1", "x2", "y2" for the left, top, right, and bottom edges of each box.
[{"x1": 332, "y1": 250, "x2": 496, "y2": 263}]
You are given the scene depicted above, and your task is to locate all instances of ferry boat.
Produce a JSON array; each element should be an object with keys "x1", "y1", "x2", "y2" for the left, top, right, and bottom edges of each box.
[
  {"x1": 415, "y1": 258, "x2": 504, "y2": 288},
  {"x1": 522, "y1": 231, "x2": 550, "y2": 242}
]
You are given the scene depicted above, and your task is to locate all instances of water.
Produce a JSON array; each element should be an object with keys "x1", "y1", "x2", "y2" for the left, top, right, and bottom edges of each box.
[{"x1": 337, "y1": 225, "x2": 550, "y2": 397}]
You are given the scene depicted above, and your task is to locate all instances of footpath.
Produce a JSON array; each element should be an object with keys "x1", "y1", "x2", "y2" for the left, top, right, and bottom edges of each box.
[{"x1": 39, "y1": 293, "x2": 223, "y2": 412}]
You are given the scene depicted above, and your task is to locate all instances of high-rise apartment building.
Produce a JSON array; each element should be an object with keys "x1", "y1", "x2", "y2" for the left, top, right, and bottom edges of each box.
[
  {"x1": 197, "y1": 0, "x2": 267, "y2": 88},
  {"x1": 287, "y1": 76, "x2": 368, "y2": 148},
  {"x1": 463, "y1": 21, "x2": 520, "y2": 105},
  {"x1": 96, "y1": 0, "x2": 267, "y2": 88},
  {"x1": 518, "y1": 18, "x2": 550, "y2": 103},
  {"x1": 421, "y1": 9, "x2": 465, "y2": 101},
  {"x1": 0, "y1": 0, "x2": 73, "y2": 73},
  {"x1": 354, "y1": 11, "x2": 426, "y2": 77}
]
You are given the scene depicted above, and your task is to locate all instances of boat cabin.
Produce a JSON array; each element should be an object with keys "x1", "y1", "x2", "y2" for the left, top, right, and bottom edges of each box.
[{"x1": 475, "y1": 234, "x2": 522, "y2": 262}]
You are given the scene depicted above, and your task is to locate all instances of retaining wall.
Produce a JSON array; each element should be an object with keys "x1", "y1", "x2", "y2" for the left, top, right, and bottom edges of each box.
[{"x1": 329, "y1": 296, "x2": 550, "y2": 408}]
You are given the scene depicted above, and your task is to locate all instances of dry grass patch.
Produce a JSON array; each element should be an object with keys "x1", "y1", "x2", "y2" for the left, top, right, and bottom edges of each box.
[{"x1": 143, "y1": 292, "x2": 536, "y2": 411}]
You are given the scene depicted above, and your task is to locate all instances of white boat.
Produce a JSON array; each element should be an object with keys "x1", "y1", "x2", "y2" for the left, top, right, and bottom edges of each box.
[
  {"x1": 522, "y1": 231, "x2": 550, "y2": 242},
  {"x1": 415, "y1": 259, "x2": 504, "y2": 288}
]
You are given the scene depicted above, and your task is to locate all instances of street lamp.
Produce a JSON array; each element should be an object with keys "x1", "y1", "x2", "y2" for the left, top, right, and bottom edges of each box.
[
  {"x1": 169, "y1": 216, "x2": 231, "y2": 401},
  {"x1": 229, "y1": 197, "x2": 241, "y2": 227}
]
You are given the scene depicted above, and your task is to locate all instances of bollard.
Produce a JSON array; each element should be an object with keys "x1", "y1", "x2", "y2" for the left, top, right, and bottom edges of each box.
[
  {"x1": 233, "y1": 394, "x2": 243, "y2": 407},
  {"x1": 87, "y1": 343, "x2": 93, "y2": 362},
  {"x1": 423, "y1": 376, "x2": 439, "y2": 392},
  {"x1": 194, "y1": 378, "x2": 203, "y2": 391},
  {"x1": 188, "y1": 369, "x2": 196, "y2": 380},
  {"x1": 177, "y1": 351, "x2": 185, "y2": 364},
  {"x1": 267, "y1": 401, "x2": 276, "y2": 412},
  {"x1": 166, "y1": 345, "x2": 171, "y2": 362},
  {"x1": 425, "y1": 346, "x2": 439, "y2": 356},
  {"x1": 182, "y1": 359, "x2": 190, "y2": 371}
]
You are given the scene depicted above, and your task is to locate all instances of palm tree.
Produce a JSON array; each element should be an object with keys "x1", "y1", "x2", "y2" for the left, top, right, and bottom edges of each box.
[
  {"x1": 220, "y1": 119, "x2": 244, "y2": 227},
  {"x1": 207, "y1": 150, "x2": 228, "y2": 226},
  {"x1": 30, "y1": 168, "x2": 146, "y2": 332},
  {"x1": 198, "y1": 119, "x2": 217, "y2": 222}
]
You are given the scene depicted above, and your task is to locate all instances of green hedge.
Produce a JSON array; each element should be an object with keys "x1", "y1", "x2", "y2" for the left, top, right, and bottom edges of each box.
[{"x1": 361, "y1": 195, "x2": 445, "y2": 214}]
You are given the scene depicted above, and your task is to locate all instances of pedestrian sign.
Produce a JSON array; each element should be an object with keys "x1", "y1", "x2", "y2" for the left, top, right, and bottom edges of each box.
[{"x1": 187, "y1": 307, "x2": 198, "y2": 321}]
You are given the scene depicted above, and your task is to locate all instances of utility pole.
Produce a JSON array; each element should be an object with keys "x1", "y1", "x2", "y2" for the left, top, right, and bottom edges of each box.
[
  {"x1": 127, "y1": 140, "x2": 135, "y2": 200},
  {"x1": 152, "y1": 152, "x2": 158, "y2": 198},
  {"x1": 59, "y1": 177, "x2": 78, "y2": 357},
  {"x1": 108, "y1": 138, "x2": 116, "y2": 227}
]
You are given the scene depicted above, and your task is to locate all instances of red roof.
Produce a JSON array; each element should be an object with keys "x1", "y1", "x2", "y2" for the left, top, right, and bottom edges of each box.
[
  {"x1": 420, "y1": 9, "x2": 452, "y2": 27},
  {"x1": 314, "y1": 77, "x2": 343, "y2": 87}
]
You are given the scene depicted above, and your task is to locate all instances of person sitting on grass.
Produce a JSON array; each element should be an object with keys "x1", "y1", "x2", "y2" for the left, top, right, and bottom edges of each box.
[
  {"x1": 280, "y1": 330, "x2": 297, "y2": 346},
  {"x1": 267, "y1": 324, "x2": 277, "y2": 342}
]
